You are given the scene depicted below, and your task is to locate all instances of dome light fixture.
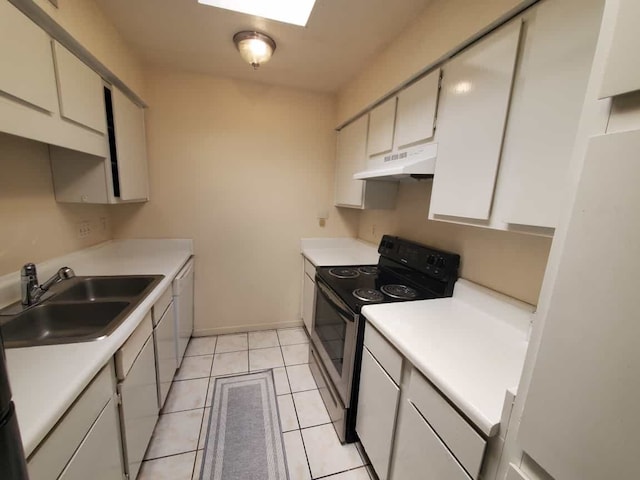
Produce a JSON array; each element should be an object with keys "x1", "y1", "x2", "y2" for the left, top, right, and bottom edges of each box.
[{"x1": 233, "y1": 31, "x2": 276, "y2": 70}]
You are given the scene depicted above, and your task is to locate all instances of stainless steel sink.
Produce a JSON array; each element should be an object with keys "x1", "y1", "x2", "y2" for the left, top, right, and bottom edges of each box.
[
  {"x1": 51, "y1": 276, "x2": 161, "y2": 302},
  {"x1": 0, "y1": 274, "x2": 164, "y2": 348}
]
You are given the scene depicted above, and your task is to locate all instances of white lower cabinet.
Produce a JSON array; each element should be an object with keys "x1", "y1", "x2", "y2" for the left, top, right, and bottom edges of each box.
[
  {"x1": 390, "y1": 399, "x2": 471, "y2": 480},
  {"x1": 117, "y1": 335, "x2": 159, "y2": 480},
  {"x1": 356, "y1": 347, "x2": 400, "y2": 480},
  {"x1": 154, "y1": 299, "x2": 177, "y2": 408},
  {"x1": 58, "y1": 398, "x2": 123, "y2": 480},
  {"x1": 302, "y1": 272, "x2": 315, "y2": 333}
]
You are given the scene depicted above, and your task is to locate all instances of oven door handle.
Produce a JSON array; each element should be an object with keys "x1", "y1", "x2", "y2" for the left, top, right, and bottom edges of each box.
[{"x1": 317, "y1": 280, "x2": 356, "y2": 323}]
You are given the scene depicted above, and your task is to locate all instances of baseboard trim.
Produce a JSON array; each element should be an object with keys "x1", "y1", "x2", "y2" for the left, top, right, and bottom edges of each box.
[{"x1": 194, "y1": 320, "x2": 304, "y2": 337}]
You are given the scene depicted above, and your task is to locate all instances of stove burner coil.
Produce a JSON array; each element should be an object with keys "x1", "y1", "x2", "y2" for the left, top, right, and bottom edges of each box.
[
  {"x1": 328, "y1": 268, "x2": 360, "y2": 279},
  {"x1": 357, "y1": 266, "x2": 379, "y2": 275},
  {"x1": 352, "y1": 289, "x2": 385, "y2": 302},
  {"x1": 381, "y1": 284, "x2": 418, "y2": 299}
]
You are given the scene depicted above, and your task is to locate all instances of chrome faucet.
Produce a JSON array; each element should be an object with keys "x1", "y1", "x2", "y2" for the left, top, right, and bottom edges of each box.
[{"x1": 21, "y1": 263, "x2": 75, "y2": 306}]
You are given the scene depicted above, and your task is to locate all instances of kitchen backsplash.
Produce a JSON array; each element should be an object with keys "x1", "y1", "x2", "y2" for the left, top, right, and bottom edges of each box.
[
  {"x1": 358, "y1": 182, "x2": 552, "y2": 306},
  {"x1": 0, "y1": 133, "x2": 113, "y2": 275}
]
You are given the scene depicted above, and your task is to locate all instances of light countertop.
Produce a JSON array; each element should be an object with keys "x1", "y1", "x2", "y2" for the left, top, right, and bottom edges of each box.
[
  {"x1": 361, "y1": 279, "x2": 533, "y2": 437},
  {"x1": 0, "y1": 239, "x2": 193, "y2": 456},
  {"x1": 300, "y1": 237, "x2": 379, "y2": 266}
]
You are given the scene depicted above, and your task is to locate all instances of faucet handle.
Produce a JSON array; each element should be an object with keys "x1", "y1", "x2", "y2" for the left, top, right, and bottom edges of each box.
[{"x1": 21, "y1": 263, "x2": 37, "y2": 278}]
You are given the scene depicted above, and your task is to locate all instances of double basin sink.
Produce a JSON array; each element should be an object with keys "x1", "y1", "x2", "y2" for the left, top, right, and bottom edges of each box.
[{"x1": 0, "y1": 275, "x2": 163, "y2": 348}]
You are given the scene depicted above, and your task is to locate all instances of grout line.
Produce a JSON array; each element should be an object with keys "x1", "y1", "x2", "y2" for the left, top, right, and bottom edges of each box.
[{"x1": 143, "y1": 448, "x2": 200, "y2": 462}]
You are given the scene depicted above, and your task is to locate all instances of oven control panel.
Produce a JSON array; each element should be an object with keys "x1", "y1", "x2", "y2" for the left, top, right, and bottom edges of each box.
[{"x1": 378, "y1": 235, "x2": 460, "y2": 280}]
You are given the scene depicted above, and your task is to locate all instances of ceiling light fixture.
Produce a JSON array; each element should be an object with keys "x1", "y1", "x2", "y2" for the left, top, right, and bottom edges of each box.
[{"x1": 233, "y1": 31, "x2": 276, "y2": 70}]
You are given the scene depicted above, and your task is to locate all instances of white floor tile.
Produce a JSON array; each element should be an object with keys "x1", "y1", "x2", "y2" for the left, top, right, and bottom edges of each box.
[
  {"x1": 198, "y1": 407, "x2": 211, "y2": 450},
  {"x1": 163, "y1": 378, "x2": 209, "y2": 413},
  {"x1": 146, "y1": 409, "x2": 204, "y2": 459},
  {"x1": 282, "y1": 344, "x2": 310, "y2": 366},
  {"x1": 175, "y1": 355, "x2": 213, "y2": 380},
  {"x1": 248, "y1": 330, "x2": 279, "y2": 349},
  {"x1": 287, "y1": 364, "x2": 317, "y2": 392},
  {"x1": 138, "y1": 451, "x2": 196, "y2": 480},
  {"x1": 206, "y1": 379, "x2": 213, "y2": 406},
  {"x1": 293, "y1": 389, "x2": 330, "y2": 428},
  {"x1": 273, "y1": 367, "x2": 291, "y2": 395},
  {"x1": 215, "y1": 333, "x2": 248, "y2": 353},
  {"x1": 324, "y1": 467, "x2": 372, "y2": 480},
  {"x1": 193, "y1": 450, "x2": 204, "y2": 480},
  {"x1": 249, "y1": 346, "x2": 284, "y2": 371},
  {"x1": 211, "y1": 351, "x2": 248, "y2": 376},
  {"x1": 283, "y1": 430, "x2": 312, "y2": 480},
  {"x1": 185, "y1": 336, "x2": 217, "y2": 356},
  {"x1": 277, "y1": 327, "x2": 309, "y2": 346},
  {"x1": 277, "y1": 394, "x2": 299, "y2": 432},
  {"x1": 302, "y1": 424, "x2": 364, "y2": 478}
]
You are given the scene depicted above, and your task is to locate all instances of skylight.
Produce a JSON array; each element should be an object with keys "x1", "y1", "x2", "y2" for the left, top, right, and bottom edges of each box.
[{"x1": 198, "y1": 0, "x2": 317, "y2": 27}]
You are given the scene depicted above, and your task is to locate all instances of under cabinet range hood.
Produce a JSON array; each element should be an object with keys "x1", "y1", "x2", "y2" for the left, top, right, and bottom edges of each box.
[{"x1": 353, "y1": 142, "x2": 438, "y2": 180}]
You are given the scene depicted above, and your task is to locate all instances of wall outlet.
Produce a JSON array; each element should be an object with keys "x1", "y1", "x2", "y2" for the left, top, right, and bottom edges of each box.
[{"x1": 77, "y1": 221, "x2": 91, "y2": 239}]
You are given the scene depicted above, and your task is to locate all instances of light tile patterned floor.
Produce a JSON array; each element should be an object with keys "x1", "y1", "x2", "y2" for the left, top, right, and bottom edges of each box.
[{"x1": 138, "y1": 327, "x2": 374, "y2": 480}]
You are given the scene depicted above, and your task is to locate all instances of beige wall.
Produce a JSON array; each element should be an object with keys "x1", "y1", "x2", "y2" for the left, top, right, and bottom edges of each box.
[
  {"x1": 33, "y1": 0, "x2": 146, "y2": 98},
  {"x1": 110, "y1": 68, "x2": 359, "y2": 334},
  {"x1": 338, "y1": 0, "x2": 551, "y2": 305},
  {"x1": 0, "y1": 133, "x2": 112, "y2": 275},
  {"x1": 358, "y1": 183, "x2": 551, "y2": 305},
  {"x1": 337, "y1": 0, "x2": 524, "y2": 125}
]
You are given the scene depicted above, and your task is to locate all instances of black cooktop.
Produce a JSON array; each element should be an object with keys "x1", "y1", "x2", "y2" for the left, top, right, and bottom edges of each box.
[{"x1": 315, "y1": 235, "x2": 460, "y2": 314}]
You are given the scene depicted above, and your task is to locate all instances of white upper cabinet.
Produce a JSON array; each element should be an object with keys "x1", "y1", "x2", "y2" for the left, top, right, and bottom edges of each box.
[
  {"x1": 335, "y1": 115, "x2": 398, "y2": 209},
  {"x1": 53, "y1": 41, "x2": 106, "y2": 134},
  {"x1": 367, "y1": 98, "x2": 397, "y2": 157},
  {"x1": 497, "y1": 0, "x2": 604, "y2": 229},
  {"x1": 394, "y1": 69, "x2": 440, "y2": 149},
  {"x1": 430, "y1": 20, "x2": 522, "y2": 221},
  {"x1": 600, "y1": 0, "x2": 640, "y2": 98},
  {"x1": 0, "y1": 1, "x2": 58, "y2": 113},
  {"x1": 112, "y1": 87, "x2": 149, "y2": 201}
]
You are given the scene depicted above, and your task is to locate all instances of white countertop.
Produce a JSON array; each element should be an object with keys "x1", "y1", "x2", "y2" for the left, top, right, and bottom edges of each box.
[
  {"x1": 361, "y1": 279, "x2": 533, "y2": 437},
  {"x1": 300, "y1": 237, "x2": 379, "y2": 266},
  {"x1": 0, "y1": 239, "x2": 193, "y2": 456}
]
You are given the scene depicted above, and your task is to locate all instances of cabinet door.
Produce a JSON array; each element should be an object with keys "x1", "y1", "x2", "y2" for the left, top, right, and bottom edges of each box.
[
  {"x1": 53, "y1": 42, "x2": 106, "y2": 133},
  {"x1": 518, "y1": 131, "x2": 640, "y2": 480},
  {"x1": 302, "y1": 273, "x2": 315, "y2": 333},
  {"x1": 599, "y1": 0, "x2": 640, "y2": 98},
  {"x1": 390, "y1": 399, "x2": 471, "y2": 480},
  {"x1": 430, "y1": 21, "x2": 522, "y2": 220},
  {"x1": 498, "y1": 0, "x2": 603, "y2": 229},
  {"x1": 154, "y1": 303, "x2": 177, "y2": 408},
  {"x1": 119, "y1": 336, "x2": 159, "y2": 480},
  {"x1": 395, "y1": 69, "x2": 440, "y2": 149},
  {"x1": 335, "y1": 115, "x2": 367, "y2": 207},
  {"x1": 367, "y1": 98, "x2": 397, "y2": 157},
  {"x1": 58, "y1": 398, "x2": 123, "y2": 480},
  {"x1": 112, "y1": 87, "x2": 149, "y2": 201},
  {"x1": 356, "y1": 348, "x2": 400, "y2": 480},
  {"x1": 0, "y1": 1, "x2": 57, "y2": 112}
]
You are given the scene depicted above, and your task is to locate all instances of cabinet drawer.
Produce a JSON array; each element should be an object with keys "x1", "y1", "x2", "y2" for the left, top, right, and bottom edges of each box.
[
  {"x1": 391, "y1": 399, "x2": 471, "y2": 480},
  {"x1": 58, "y1": 398, "x2": 123, "y2": 480},
  {"x1": 303, "y1": 257, "x2": 316, "y2": 280},
  {"x1": 356, "y1": 347, "x2": 400, "y2": 480},
  {"x1": 408, "y1": 369, "x2": 486, "y2": 479},
  {"x1": 363, "y1": 323, "x2": 402, "y2": 384},
  {"x1": 115, "y1": 312, "x2": 153, "y2": 380},
  {"x1": 28, "y1": 364, "x2": 115, "y2": 480},
  {"x1": 152, "y1": 286, "x2": 172, "y2": 326}
]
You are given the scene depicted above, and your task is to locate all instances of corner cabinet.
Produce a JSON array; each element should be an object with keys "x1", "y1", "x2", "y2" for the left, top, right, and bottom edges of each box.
[
  {"x1": 50, "y1": 85, "x2": 149, "y2": 204},
  {"x1": 334, "y1": 115, "x2": 397, "y2": 209}
]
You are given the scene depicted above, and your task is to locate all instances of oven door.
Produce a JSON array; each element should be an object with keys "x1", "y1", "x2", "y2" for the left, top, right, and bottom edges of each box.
[{"x1": 311, "y1": 277, "x2": 359, "y2": 406}]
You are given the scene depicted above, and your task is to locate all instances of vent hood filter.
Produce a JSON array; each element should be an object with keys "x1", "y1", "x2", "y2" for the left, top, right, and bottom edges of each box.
[{"x1": 354, "y1": 143, "x2": 438, "y2": 180}]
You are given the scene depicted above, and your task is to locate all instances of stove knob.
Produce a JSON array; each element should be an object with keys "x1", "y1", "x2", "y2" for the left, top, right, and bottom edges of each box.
[
  {"x1": 426, "y1": 255, "x2": 436, "y2": 265},
  {"x1": 436, "y1": 257, "x2": 446, "y2": 268}
]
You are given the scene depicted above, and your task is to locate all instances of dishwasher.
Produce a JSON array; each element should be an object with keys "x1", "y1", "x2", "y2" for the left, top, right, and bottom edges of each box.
[{"x1": 173, "y1": 257, "x2": 194, "y2": 368}]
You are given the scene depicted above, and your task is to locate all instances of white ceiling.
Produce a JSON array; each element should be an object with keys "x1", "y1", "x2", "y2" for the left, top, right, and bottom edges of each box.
[{"x1": 94, "y1": 0, "x2": 432, "y2": 93}]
